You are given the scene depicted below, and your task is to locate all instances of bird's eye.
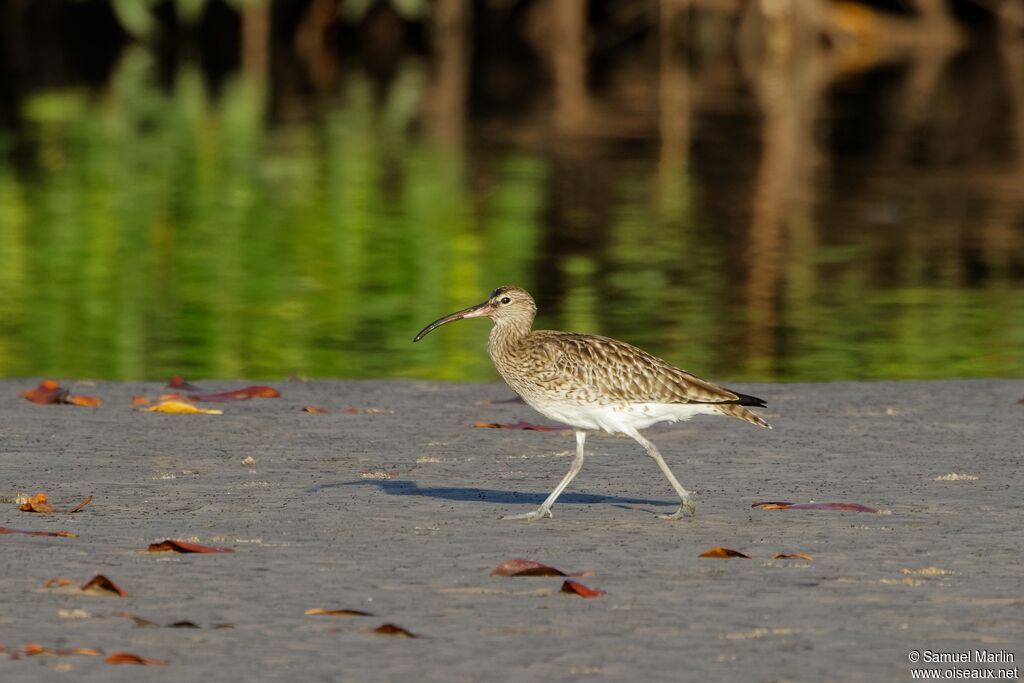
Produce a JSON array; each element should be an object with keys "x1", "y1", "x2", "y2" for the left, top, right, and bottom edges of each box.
[{"x1": 500, "y1": 296, "x2": 511, "y2": 305}]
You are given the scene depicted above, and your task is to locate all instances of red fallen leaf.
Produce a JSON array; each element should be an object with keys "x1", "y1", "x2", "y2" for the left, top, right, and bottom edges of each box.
[
  {"x1": 19, "y1": 380, "x2": 68, "y2": 404},
  {"x1": 302, "y1": 406, "x2": 359, "y2": 414},
  {"x1": 699, "y1": 547, "x2": 751, "y2": 559},
  {"x1": 772, "y1": 552, "x2": 814, "y2": 561},
  {"x1": 80, "y1": 575, "x2": 127, "y2": 598},
  {"x1": 131, "y1": 395, "x2": 151, "y2": 406},
  {"x1": 19, "y1": 492, "x2": 92, "y2": 513},
  {"x1": 22, "y1": 643, "x2": 102, "y2": 657},
  {"x1": 0, "y1": 526, "x2": 76, "y2": 537},
  {"x1": 305, "y1": 608, "x2": 374, "y2": 617},
  {"x1": 105, "y1": 652, "x2": 168, "y2": 666},
  {"x1": 560, "y1": 580, "x2": 605, "y2": 598},
  {"x1": 167, "y1": 375, "x2": 202, "y2": 391},
  {"x1": 489, "y1": 558, "x2": 591, "y2": 577},
  {"x1": 752, "y1": 501, "x2": 878, "y2": 513},
  {"x1": 187, "y1": 386, "x2": 280, "y2": 402},
  {"x1": 146, "y1": 539, "x2": 234, "y2": 554},
  {"x1": 473, "y1": 421, "x2": 565, "y2": 432},
  {"x1": 371, "y1": 623, "x2": 417, "y2": 637}
]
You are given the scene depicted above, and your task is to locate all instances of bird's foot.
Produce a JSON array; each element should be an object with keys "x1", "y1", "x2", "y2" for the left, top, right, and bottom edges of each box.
[
  {"x1": 658, "y1": 499, "x2": 696, "y2": 520},
  {"x1": 499, "y1": 507, "x2": 553, "y2": 522}
]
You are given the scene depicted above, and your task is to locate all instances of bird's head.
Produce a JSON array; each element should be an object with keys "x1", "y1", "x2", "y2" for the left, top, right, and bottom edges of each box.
[{"x1": 413, "y1": 286, "x2": 537, "y2": 342}]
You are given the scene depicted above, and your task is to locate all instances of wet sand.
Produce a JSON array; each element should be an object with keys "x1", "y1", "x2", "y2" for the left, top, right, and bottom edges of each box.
[{"x1": 1, "y1": 379, "x2": 1021, "y2": 681}]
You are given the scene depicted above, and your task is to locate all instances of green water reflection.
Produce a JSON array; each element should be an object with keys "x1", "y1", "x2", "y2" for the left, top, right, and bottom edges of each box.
[{"x1": 1, "y1": 49, "x2": 1022, "y2": 383}]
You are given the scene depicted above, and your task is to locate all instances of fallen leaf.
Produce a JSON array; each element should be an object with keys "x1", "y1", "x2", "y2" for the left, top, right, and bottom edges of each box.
[
  {"x1": 19, "y1": 492, "x2": 55, "y2": 513},
  {"x1": 113, "y1": 611, "x2": 158, "y2": 627},
  {"x1": 305, "y1": 608, "x2": 374, "y2": 617},
  {"x1": 80, "y1": 575, "x2": 127, "y2": 598},
  {"x1": 187, "y1": 386, "x2": 280, "y2": 402},
  {"x1": 43, "y1": 577, "x2": 76, "y2": 588},
  {"x1": 19, "y1": 380, "x2": 68, "y2": 404},
  {"x1": 167, "y1": 375, "x2": 202, "y2": 391},
  {"x1": 490, "y1": 559, "x2": 591, "y2": 577},
  {"x1": 145, "y1": 401, "x2": 223, "y2": 415},
  {"x1": 699, "y1": 547, "x2": 751, "y2": 559},
  {"x1": 66, "y1": 394, "x2": 103, "y2": 407},
  {"x1": 19, "y1": 492, "x2": 92, "y2": 514},
  {"x1": 22, "y1": 643, "x2": 102, "y2": 657},
  {"x1": 0, "y1": 526, "x2": 76, "y2": 537},
  {"x1": 772, "y1": 552, "x2": 814, "y2": 561},
  {"x1": 167, "y1": 621, "x2": 200, "y2": 628},
  {"x1": 560, "y1": 580, "x2": 605, "y2": 598},
  {"x1": 18, "y1": 380, "x2": 101, "y2": 407},
  {"x1": 302, "y1": 406, "x2": 359, "y2": 414},
  {"x1": 473, "y1": 421, "x2": 565, "y2": 432},
  {"x1": 131, "y1": 395, "x2": 151, "y2": 406},
  {"x1": 146, "y1": 539, "x2": 234, "y2": 554},
  {"x1": 752, "y1": 501, "x2": 878, "y2": 513},
  {"x1": 105, "y1": 652, "x2": 168, "y2": 666},
  {"x1": 371, "y1": 623, "x2": 417, "y2": 637}
]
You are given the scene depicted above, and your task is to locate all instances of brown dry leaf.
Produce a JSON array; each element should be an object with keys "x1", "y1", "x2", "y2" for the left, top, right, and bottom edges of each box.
[
  {"x1": 305, "y1": 608, "x2": 374, "y2": 617},
  {"x1": 371, "y1": 623, "x2": 417, "y2": 638},
  {"x1": 772, "y1": 552, "x2": 814, "y2": 561},
  {"x1": 145, "y1": 401, "x2": 223, "y2": 415},
  {"x1": 146, "y1": 539, "x2": 234, "y2": 554},
  {"x1": 699, "y1": 547, "x2": 751, "y2": 559},
  {"x1": 0, "y1": 526, "x2": 76, "y2": 537},
  {"x1": 19, "y1": 492, "x2": 92, "y2": 514},
  {"x1": 560, "y1": 580, "x2": 605, "y2": 598},
  {"x1": 187, "y1": 386, "x2": 280, "y2": 402},
  {"x1": 105, "y1": 652, "x2": 168, "y2": 666},
  {"x1": 489, "y1": 558, "x2": 591, "y2": 577},
  {"x1": 22, "y1": 643, "x2": 102, "y2": 657},
  {"x1": 113, "y1": 611, "x2": 158, "y2": 627},
  {"x1": 167, "y1": 621, "x2": 200, "y2": 628},
  {"x1": 131, "y1": 395, "x2": 151, "y2": 406},
  {"x1": 752, "y1": 501, "x2": 878, "y2": 513},
  {"x1": 302, "y1": 406, "x2": 359, "y2": 414},
  {"x1": 472, "y1": 421, "x2": 565, "y2": 432},
  {"x1": 80, "y1": 575, "x2": 128, "y2": 598}
]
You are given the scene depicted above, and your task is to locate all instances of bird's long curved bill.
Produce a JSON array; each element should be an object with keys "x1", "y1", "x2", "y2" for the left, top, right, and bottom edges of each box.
[{"x1": 413, "y1": 301, "x2": 492, "y2": 342}]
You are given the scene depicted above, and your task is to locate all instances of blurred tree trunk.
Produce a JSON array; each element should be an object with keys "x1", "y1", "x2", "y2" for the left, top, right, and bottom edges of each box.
[{"x1": 427, "y1": 0, "x2": 471, "y2": 148}]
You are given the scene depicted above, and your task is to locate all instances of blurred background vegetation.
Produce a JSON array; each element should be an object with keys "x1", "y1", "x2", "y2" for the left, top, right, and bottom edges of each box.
[{"x1": 0, "y1": 0, "x2": 1022, "y2": 382}]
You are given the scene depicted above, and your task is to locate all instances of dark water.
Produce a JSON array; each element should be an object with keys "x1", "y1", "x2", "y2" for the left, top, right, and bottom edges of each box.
[{"x1": 1, "y1": 10, "x2": 1023, "y2": 383}]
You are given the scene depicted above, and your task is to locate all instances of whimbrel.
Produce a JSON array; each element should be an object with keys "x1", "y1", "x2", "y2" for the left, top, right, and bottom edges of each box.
[{"x1": 413, "y1": 286, "x2": 771, "y2": 520}]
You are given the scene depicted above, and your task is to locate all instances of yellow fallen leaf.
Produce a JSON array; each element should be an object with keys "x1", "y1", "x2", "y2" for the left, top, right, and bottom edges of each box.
[{"x1": 145, "y1": 401, "x2": 222, "y2": 415}]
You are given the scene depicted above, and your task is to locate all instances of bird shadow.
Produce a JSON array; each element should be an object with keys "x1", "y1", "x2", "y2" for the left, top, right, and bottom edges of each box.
[{"x1": 310, "y1": 479, "x2": 675, "y2": 508}]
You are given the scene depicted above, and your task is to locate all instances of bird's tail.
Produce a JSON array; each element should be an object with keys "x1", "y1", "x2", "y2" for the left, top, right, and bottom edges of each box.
[{"x1": 716, "y1": 404, "x2": 772, "y2": 429}]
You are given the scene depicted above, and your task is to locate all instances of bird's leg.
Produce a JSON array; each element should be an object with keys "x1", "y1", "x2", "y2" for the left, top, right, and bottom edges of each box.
[
  {"x1": 626, "y1": 430, "x2": 696, "y2": 520},
  {"x1": 501, "y1": 430, "x2": 586, "y2": 521}
]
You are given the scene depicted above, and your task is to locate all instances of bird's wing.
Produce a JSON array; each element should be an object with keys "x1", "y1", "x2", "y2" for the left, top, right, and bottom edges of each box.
[{"x1": 525, "y1": 332, "x2": 746, "y2": 405}]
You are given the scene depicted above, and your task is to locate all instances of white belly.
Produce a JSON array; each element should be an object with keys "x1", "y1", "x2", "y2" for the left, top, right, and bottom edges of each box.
[{"x1": 527, "y1": 401, "x2": 720, "y2": 434}]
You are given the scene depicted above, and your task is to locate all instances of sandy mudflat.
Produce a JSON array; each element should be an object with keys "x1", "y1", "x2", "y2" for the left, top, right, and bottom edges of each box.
[{"x1": 0, "y1": 379, "x2": 1021, "y2": 682}]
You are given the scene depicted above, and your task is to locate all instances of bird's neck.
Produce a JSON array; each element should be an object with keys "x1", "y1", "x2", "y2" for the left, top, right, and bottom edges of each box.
[{"x1": 488, "y1": 317, "x2": 531, "y2": 360}]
